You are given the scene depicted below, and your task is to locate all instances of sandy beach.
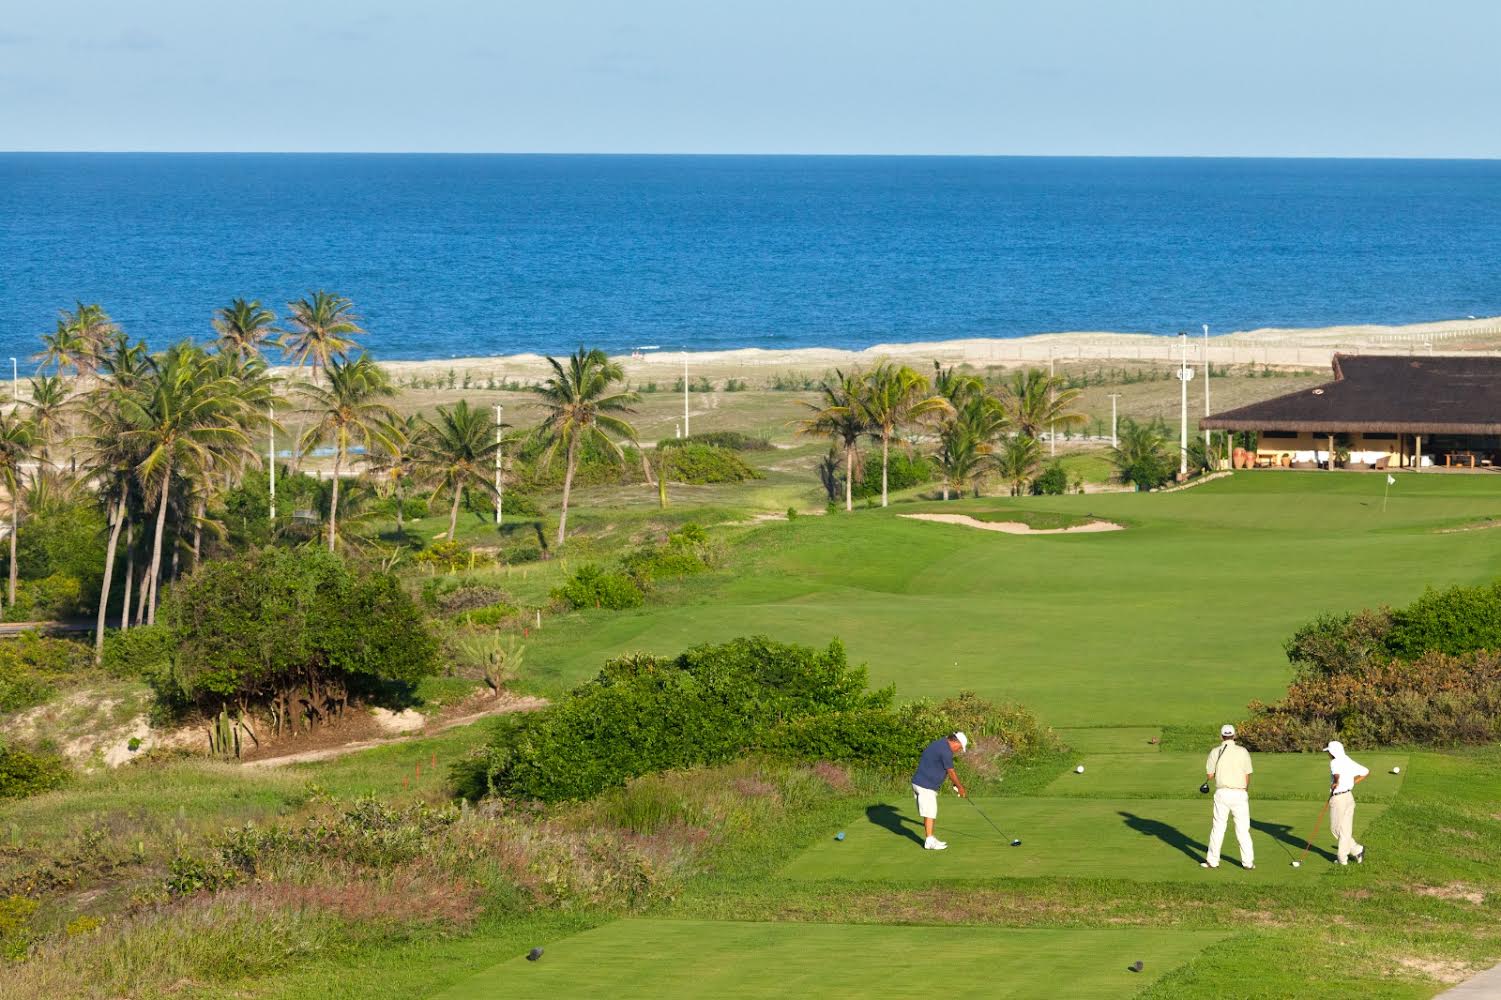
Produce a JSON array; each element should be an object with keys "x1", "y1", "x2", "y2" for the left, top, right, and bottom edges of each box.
[{"x1": 357, "y1": 315, "x2": 1501, "y2": 386}]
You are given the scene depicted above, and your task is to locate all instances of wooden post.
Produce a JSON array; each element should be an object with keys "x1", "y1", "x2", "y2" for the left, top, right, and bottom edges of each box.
[
  {"x1": 1327, "y1": 434, "x2": 1335, "y2": 471},
  {"x1": 1415, "y1": 434, "x2": 1422, "y2": 472}
]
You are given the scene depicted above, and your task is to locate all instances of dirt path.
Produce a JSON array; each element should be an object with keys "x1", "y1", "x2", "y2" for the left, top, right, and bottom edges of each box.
[
  {"x1": 240, "y1": 694, "x2": 546, "y2": 768},
  {"x1": 899, "y1": 513, "x2": 1123, "y2": 535}
]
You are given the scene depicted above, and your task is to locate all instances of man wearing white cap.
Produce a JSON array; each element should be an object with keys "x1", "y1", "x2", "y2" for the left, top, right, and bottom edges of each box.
[
  {"x1": 1201, "y1": 724, "x2": 1255, "y2": 870},
  {"x1": 1324, "y1": 740, "x2": 1369, "y2": 865},
  {"x1": 911, "y1": 732, "x2": 968, "y2": 850}
]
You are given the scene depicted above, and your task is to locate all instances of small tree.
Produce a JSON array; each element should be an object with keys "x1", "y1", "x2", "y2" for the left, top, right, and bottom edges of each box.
[
  {"x1": 994, "y1": 435, "x2": 1042, "y2": 497},
  {"x1": 1110, "y1": 418, "x2": 1174, "y2": 490}
]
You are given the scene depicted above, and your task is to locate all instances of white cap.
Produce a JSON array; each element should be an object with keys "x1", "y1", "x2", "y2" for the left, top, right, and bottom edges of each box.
[
  {"x1": 1220, "y1": 724, "x2": 1236, "y2": 738},
  {"x1": 953, "y1": 731, "x2": 969, "y2": 752},
  {"x1": 1323, "y1": 740, "x2": 1344, "y2": 756}
]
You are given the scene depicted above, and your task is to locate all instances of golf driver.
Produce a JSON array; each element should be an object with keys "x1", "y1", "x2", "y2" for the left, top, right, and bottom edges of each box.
[
  {"x1": 955, "y1": 788, "x2": 1021, "y2": 846},
  {"x1": 1292, "y1": 797, "x2": 1332, "y2": 868}
]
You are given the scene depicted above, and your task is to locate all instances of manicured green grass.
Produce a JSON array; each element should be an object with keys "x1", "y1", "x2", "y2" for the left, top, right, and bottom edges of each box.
[
  {"x1": 780, "y1": 796, "x2": 1388, "y2": 883},
  {"x1": 434, "y1": 919, "x2": 1228, "y2": 999},
  {"x1": 1058, "y1": 726, "x2": 1163, "y2": 753},
  {"x1": 522, "y1": 473, "x2": 1501, "y2": 727}
]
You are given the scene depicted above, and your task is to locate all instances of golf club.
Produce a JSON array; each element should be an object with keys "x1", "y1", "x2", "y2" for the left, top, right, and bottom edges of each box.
[
  {"x1": 957, "y1": 790, "x2": 1021, "y2": 846},
  {"x1": 1292, "y1": 797, "x2": 1332, "y2": 868}
]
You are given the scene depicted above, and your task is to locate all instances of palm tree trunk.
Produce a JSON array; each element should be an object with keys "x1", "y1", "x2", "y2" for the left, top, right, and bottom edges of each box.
[
  {"x1": 7, "y1": 498, "x2": 17, "y2": 609},
  {"x1": 447, "y1": 482, "x2": 462, "y2": 541},
  {"x1": 146, "y1": 463, "x2": 172, "y2": 625},
  {"x1": 555, "y1": 436, "x2": 580, "y2": 546},
  {"x1": 844, "y1": 444, "x2": 854, "y2": 512},
  {"x1": 395, "y1": 478, "x2": 404, "y2": 534},
  {"x1": 94, "y1": 495, "x2": 127, "y2": 663},
  {"x1": 120, "y1": 527, "x2": 134, "y2": 633},
  {"x1": 191, "y1": 499, "x2": 203, "y2": 571},
  {"x1": 134, "y1": 562, "x2": 150, "y2": 627},
  {"x1": 881, "y1": 430, "x2": 891, "y2": 508},
  {"x1": 640, "y1": 449, "x2": 656, "y2": 487},
  {"x1": 327, "y1": 445, "x2": 343, "y2": 552}
]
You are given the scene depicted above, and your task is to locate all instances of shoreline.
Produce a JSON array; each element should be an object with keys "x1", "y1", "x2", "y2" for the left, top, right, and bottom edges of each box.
[{"x1": 352, "y1": 315, "x2": 1501, "y2": 383}]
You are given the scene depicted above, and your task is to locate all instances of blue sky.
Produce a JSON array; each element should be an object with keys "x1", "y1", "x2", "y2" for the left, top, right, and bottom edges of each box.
[{"x1": 2, "y1": 0, "x2": 1496, "y2": 155}]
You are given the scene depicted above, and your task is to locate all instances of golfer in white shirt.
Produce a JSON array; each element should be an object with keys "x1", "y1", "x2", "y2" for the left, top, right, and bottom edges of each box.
[{"x1": 1325, "y1": 740, "x2": 1369, "y2": 865}]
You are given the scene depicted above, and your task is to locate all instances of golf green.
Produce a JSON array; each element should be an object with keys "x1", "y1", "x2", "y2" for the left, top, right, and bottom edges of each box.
[
  {"x1": 1044, "y1": 753, "x2": 1409, "y2": 801},
  {"x1": 782, "y1": 797, "x2": 1388, "y2": 883},
  {"x1": 431, "y1": 919, "x2": 1228, "y2": 999}
]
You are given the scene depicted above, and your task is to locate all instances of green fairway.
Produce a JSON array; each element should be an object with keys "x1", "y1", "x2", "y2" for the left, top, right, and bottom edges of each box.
[
  {"x1": 1044, "y1": 752, "x2": 1409, "y2": 801},
  {"x1": 781, "y1": 796, "x2": 1389, "y2": 883},
  {"x1": 1059, "y1": 727, "x2": 1164, "y2": 753},
  {"x1": 523, "y1": 473, "x2": 1501, "y2": 727},
  {"x1": 434, "y1": 919, "x2": 1228, "y2": 999}
]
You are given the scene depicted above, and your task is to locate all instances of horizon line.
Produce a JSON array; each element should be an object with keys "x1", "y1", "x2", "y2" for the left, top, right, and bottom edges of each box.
[{"x1": 4, "y1": 150, "x2": 1501, "y2": 162}]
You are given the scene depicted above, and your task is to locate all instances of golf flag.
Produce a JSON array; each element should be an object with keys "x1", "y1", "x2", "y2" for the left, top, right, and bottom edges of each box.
[
  {"x1": 1387, "y1": 474, "x2": 1396, "y2": 486},
  {"x1": 1383, "y1": 473, "x2": 1395, "y2": 512}
]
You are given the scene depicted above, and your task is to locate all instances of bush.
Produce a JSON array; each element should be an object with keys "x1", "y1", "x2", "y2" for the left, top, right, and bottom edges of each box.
[
  {"x1": 453, "y1": 604, "x2": 519, "y2": 627},
  {"x1": 0, "y1": 740, "x2": 70, "y2": 799},
  {"x1": 619, "y1": 523, "x2": 715, "y2": 584},
  {"x1": 659, "y1": 444, "x2": 761, "y2": 485},
  {"x1": 412, "y1": 541, "x2": 494, "y2": 572},
  {"x1": 452, "y1": 637, "x2": 1056, "y2": 802},
  {"x1": 145, "y1": 548, "x2": 438, "y2": 729},
  {"x1": 0, "y1": 633, "x2": 93, "y2": 711},
  {"x1": 102, "y1": 625, "x2": 175, "y2": 681},
  {"x1": 4, "y1": 573, "x2": 85, "y2": 622},
  {"x1": 1031, "y1": 462, "x2": 1069, "y2": 496},
  {"x1": 553, "y1": 564, "x2": 644, "y2": 611},
  {"x1": 658, "y1": 431, "x2": 772, "y2": 452},
  {"x1": 852, "y1": 450, "x2": 933, "y2": 500},
  {"x1": 1384, "y1": 582, "x2": 1501, "y2": 660},
  {"x1": 1284, "y1": 608, "x2": 1393, "y2": 679},
  {"x1": 422, "y1": 579, "x2": 512, "y2": 615}
]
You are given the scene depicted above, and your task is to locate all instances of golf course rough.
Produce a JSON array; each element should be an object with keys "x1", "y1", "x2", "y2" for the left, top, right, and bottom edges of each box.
[{"x1": 431, "y1": 919, "x2": 1227, "y2": 999}]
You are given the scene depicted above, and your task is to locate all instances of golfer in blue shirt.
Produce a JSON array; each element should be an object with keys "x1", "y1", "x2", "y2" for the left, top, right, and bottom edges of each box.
[{"x1": 912, "y1": 732, "x2": 968, "y2": 850}]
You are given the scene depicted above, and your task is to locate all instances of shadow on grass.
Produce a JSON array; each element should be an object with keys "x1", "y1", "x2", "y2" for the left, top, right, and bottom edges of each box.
[
  {"x1": 1252, "y1": 818, "x2": 1335, "y2": 863},
  {"x1": 1117, "y1": 811, "x2": 1207, "y2": 863},
  {"x1": 866, "y1": 803, "x2": 925, "y2": 845}
]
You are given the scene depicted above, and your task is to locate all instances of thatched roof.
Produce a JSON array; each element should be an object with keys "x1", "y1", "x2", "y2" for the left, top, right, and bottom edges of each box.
[{"x1": 1201, "y1": 354, "x2": 1501, "y2": 435}]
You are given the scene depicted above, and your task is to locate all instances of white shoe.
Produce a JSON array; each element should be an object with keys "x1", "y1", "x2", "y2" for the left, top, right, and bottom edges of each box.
[
  {"x1": 924, "y1": 836, "x2": 948, "y2": 850},
  {"x1": 1243, "y1": 864, "x2": 1255, "y2": 870},
  {"x1": 1200, "y1": 862, "x2": 1218, "y2": 869}
]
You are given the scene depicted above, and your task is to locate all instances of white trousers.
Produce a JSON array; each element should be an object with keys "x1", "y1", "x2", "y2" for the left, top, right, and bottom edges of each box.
[
  {"x1": 1329, "y1": 793, "x2": 1362, "y2": 863},
  {"x1": 1207, "y1": 788, "x2": 1253, "y2": 867}
]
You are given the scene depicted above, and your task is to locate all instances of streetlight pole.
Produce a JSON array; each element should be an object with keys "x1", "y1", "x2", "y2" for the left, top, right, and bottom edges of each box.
[
  {"x1": 1048, "y1": 350, "x2": 1056, "y2": 457},
  {"x1": 8, "y1": 358, "x2": 15, "y2": 403},
  {"x1": 1107, "y1": 393, "x2": 1121, "y2": 447},
  {"x1": 494, "y1": 403, "x2": 504, "y2": 526},
  {"x1": 1203, "y1": 323, "x2": 1212, "y2": 461},
  {"x1": 1178, "y1": 332, "x2": 1190, "y2": 478}
]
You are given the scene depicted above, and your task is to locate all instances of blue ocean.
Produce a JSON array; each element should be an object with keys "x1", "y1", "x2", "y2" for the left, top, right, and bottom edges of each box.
[{"x1": 2, "y1": 154, "x2": 1499, "y2": 361}]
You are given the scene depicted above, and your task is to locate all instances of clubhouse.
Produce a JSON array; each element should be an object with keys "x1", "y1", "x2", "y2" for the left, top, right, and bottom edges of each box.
[{"x1": 1201, "y1": 354, "x2": 1501, "y2": 471}]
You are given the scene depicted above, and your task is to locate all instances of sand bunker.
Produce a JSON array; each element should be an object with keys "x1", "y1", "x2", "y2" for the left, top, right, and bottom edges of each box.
[{"x1": 900, "y1": 513, "x2": 1123, "y2": 535}]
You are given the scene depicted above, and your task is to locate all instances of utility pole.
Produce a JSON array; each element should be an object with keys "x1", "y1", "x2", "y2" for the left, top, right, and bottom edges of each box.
[
  {"x1": 1108, "y1": 393, "x2": 1121, "y2": 447},
  {"x1": 268, "y1": 402, "x2": 276, "y2": 520},
  {"x1": 1178, "y1": 332, "x2": 1190, "y2": 478},
  {"x1": 8, "y1": 358, "x2": 15, "y2": 403},
  {"x1": 682, "y1": 351, "x2": 690, "y2": 438},
  {"x1": 494, "y1": 403, "x2": 504, "y2": 526}
]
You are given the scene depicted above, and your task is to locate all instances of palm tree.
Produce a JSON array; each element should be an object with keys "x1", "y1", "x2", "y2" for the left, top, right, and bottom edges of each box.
[
  {"x1": 280, "y1": 291, "x2": 364, "y2": 374},
  {"x1": 994, "y1": 434, "x2": 1043, "y2": 497},
  {"x1": 25, "y1": 374, "x2": 69, "y2": 467},
  {"x1": 369, "y1": 413, "x2": 422, "y2": 535},
  {"x1": 935, "y1": 394, "x2": 1009, "y2": 500},
  {"x1": 795, "y1": 369, "x2": 867, "y2": 512},
  {"x1": 295, "y1": 354, "x2": 400, "y2": 551},
  {"x1": 1110, "y1": 418, "x2": 1174, "y2": 490},
  {"x1": 213, "y1": 298, "x2": 278, "y2": 360},
  {"x1": 535, "y1": 348, "x2": 639, "y2": 546},
  {"x1": 0, "y1": 411, "x2": 37, "y2": 608},
  {"x1": 997, "y1": 368, "x2": 1086, "y2": 441},
  {"x1": 77, "y1": 398, "x2": 140, "y2": 661},
  {"x1": 859, "y1": 363, "x2": 952, "y2": 507},
  {"x1": 115, "y1": 343, "x2": 256, "y2": 623},
  {"x1": 412, "y1": 400, "x2": 503, "y2": 541}
]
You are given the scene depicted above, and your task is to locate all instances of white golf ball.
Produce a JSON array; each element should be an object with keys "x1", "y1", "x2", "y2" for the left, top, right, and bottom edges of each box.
[
  {"x1": 1292, "y1": 861, "x2": 1301, "y2": 868},
  {"x1": 1391, "y1": 766, "x2": 1401, "y2": 774},
  {"x1": 1074, "y1": 765, "x2": 1085, "y2": 774}
]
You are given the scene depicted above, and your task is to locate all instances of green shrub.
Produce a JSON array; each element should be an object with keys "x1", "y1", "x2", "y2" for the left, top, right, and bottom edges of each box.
[
  {"x1": 0, "y1": 894, "x2": 39, "y2": 960},
  {"x1": 0, "y1": 633, "x2": 92, "y2": 710},
  {"x1": 0, "y1": 740, "x2": 70, "y2": 799},
  {"x1": 413, "y1": 541, "x2": 493, "y2": 572},
  {"x1": 102, "y1": 624, "x2": 175, "y2": 681},
  {"x1": 454, "y1": 604, "x2": 519, "y2": 627},
  {"x1": 146, "y1": 548, "x2": 438, "y2": 727},
  {"x1": 3, "y1": 573, "x2": 86, "y2": 623},
  {"x1": 619, "y1": 523, "x2": 715, "y2": 584},
  {"x1": 1284, "y1": 608, "x2": 1393, "y2": 679},
  {"x1": 659, "y1": 444, "x2": 761, "y2": 485},
  {"x1": 452, "y1": 637, "x2": 1055, "y2": 803},
  {"x1": 658, "y1": 431, "x2": 772, "y2": 452},
  {"x1": 554, "y1": 564, "x2": 644, "y2": 611},
  {"x1": 1031, "y1": 462, "x2": 1069, "y2": 496},
  {"x1": 422, "y1": 578, "x2": 512, "y2": 615},
  {"x1": 852, "y1": 450, "x2": 933, "y2": 500},
  {"x1": 1384, "y1": 582, "x2": 1501, "y2": 660}
]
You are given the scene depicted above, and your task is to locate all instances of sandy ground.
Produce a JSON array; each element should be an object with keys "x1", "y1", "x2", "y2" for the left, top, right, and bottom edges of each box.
[
  {"x1": 899, "y1": 513, "x2": 1123, "y2": 535},
  {"x1": 314, "y1": 315, "x2": 1501, "y2": 386}
]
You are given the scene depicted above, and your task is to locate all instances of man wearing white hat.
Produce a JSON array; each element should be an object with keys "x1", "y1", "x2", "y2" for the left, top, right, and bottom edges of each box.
[
  {"x1": 911, "y1": 732, "x2": 968, "y2": 850},
  {"x1": 1324, "y1": 740, "x2": 1369, "y2": 865},
  {"x1": 1202, "y1": 724, "x2": 1255, "y2": 870}
]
